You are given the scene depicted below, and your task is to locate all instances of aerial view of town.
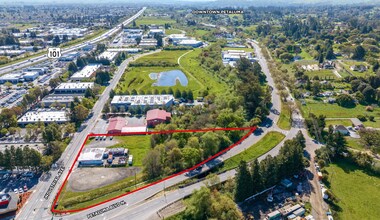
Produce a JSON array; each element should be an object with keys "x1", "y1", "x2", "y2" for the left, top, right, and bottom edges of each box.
[{"x1": 0, "y1": 0, "x2": 379, "y2": 219}]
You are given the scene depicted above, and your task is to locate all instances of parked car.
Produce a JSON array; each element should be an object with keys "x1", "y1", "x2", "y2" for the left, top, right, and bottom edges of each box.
[
  {"x1": 13, "y1": 188, "x2": 18, "y2": 194},
  {"x1": 19, "y1": 188, "x2": 23, "y2": 193}
]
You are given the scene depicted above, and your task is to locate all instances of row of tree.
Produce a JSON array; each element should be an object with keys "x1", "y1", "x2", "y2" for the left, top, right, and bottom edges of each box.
[{"x1": 235, "y1": 132, "x2": 306, "y2": 202}]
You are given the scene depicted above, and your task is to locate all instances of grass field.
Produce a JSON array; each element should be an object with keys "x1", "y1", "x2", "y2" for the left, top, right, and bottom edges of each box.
[
  {"x1": 363, "y1": 117, "x2": 380, "y2": 128},
  {"x1": 221, "y1": 132, "x2": 285, "y2": 171},
  {"x1": 277, "y1": 102, "x2": 292, "y2": 130},
  {"x1": 110, "y1": 135, "x2": 151, "y2": 167},
  {"x1": 135, "y1": 49, "x2": 189, "y2": 65},
  {"x1": 165, "y1": 28, "x2": 183, "y2": 35},
  {"x1": 135, "y1": 17, "x2": 176, "y2": 26},
  {"x1": 325, "y1": 160, "x2": 380, "y2": 220},
  {"x1": 345, "y1": 137, "x2": 365, "y2": 151},
  {"x1": 340, "y1": 60, "x2": 376, "y2": 77},
  {"x1": 299, "y1": 99, "x2": 380, "y2": 118},
  {"x1": 305, "y1": 69, "x2": 337, "y2": 80},
  {"x1": 179, "y1": 48, "x2": 229, "y2": 96},
  {"x1": 325, "y1": 119, "x2": 353, "y2": 127},
  {"x1": 299, "y1": 49, "x2": 314, "y2": 60}
]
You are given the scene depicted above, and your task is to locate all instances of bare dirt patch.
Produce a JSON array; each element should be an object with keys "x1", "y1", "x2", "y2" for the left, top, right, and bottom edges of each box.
[{"x1": 67, "y1": 167, "x2": 141, "y2": 192}]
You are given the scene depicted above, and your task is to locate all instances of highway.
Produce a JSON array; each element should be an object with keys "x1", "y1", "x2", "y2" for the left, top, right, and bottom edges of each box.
[
  {"x1": 0, "y1": 7, "x2": 146, "y2": 76},
  {"x1": 15, "y1": 8, "x2": 148, "y2": 220}
]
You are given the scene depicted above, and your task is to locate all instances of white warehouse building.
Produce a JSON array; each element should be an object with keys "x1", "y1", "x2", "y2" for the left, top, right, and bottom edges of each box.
[
  {"x1": 17, "y1": 110, "x2": 69, "y2": 126},
  {"x1": 111, "y1": 95, "x2": 174, "y2": 110},
  {"x1": 70, "y1": 64, "x2": 101, "y2": 81},
  {"x1": 55, "y1": 82, "x2": 94, "y2": 94}
]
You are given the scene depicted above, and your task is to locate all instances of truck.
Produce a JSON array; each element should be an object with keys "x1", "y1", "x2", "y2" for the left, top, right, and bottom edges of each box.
[{"x1": 128, "y1": 155, "x2": 133, "y2": 166}]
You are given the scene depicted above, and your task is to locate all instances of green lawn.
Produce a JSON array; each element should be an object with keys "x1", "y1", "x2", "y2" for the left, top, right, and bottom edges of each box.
[
  {"x1": 277, "y1": 102, "x2": 292, "y2": 130},
  {"x1": 179, "y1": 48, "x2": 229, "y2": 96},
  {"x1": 325, "y1": 160, "x2": 380, "y2": 220},
  {"x1": 299, "y1": 48, "x2": 314, "y2": 60},
  {"x1": 325, "y1": 119, "x2": 353, "y2": 127},
  {"x1": 135, "y1": 49, "x2": 189, "y2": 65},
  {"x1": 345, "y1": 137, "x2": 365, "y2": 151},
  {"x1": 165, "y1": 28, "x2": 183, "y2": 35},
  {"x1": 110, "y1": 135, "x2": 151, "y2": 167},
  {"x1": 363, "y1": 117, "x2": 380, "y2": 128},
  {"x1": 300, "y1": 99, "x2": 380, "y2": 118},
  {"x1": 305, "y1": 69, "x2": 337, "y2": 80},
  {"x1": 339, "y1": 60, "x2": 376, "y2": 77},
  {"x1": 135, "y1": 17, "x2": 176, "y2": 26},
  {"x1": 221, "y1": 132, "x2": 285, "y2": 171}
]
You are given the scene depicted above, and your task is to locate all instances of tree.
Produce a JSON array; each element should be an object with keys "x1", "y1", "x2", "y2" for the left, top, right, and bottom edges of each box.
[
  {"x1": 201, "y1": 132, "x2": 220, "y2": 158},
  {"x1": 235, "y1": 160, "x2": 253, "y2": 202},
  {"x1": 76, "y1": 57, "x2": 87, "y2": 69},
  {"x1": 362, "y1": 85, "x2": 375, "y2": 103},
  {"x1": 73, "y1": 105, "x2": 89, "y2": 122},
  {"x1": 188, "y1": 90, "x2": 194, "y2": 101},
  {"x1": 181, "y1": 147, "x2": 201, "y2": 168},
  {"x1": 47, "y1": 141, "x2": 65, "y2": 161},
  {"x1": 84, "y1": 87, "x2": 95, "y2": 98},
  {"x1": 352, "y1": 45, "x2": 365, "y2": 60},
  {"x1": 336, "y1": 94, "x2": 356, "y2": 107},
  {"x1": 184, "y1": 187, "x2": 212, "y2": 220},
  {"x1": 174, "y1": 89, "x2": 181, "y2": 98},
  {"x1": 53, "y1": 35, "x2": 60, "y2": 46},
  {"x1": 251, "y1": 159, "x2": 262, "y2": 193},
  {"x1": 143, "y1": 149, "x2": 162, "y2": 179},
  {"x1": 42, "y1": 123, "x2": 62, "y2": 143},
  {"x1": 325, "y1": 47, "x2": 335, "y2": 60},
  {"x1": 95, "y1": 71, "x2": 111, "y2": 85},
  {"x1": 40, "y1": 156, "x2": 53, "y2": 171},
  {"x1": 68, "y1": 62, "x2": 78, "y2": 73}
]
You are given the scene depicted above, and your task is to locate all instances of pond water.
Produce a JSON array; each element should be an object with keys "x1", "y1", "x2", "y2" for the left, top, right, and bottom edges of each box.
[{"x1": 149, "y1": 70, "x2": 188, "y2": 87}]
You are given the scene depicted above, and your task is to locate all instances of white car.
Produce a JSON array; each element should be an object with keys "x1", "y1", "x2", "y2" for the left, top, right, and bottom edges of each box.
[{"x1": 14, "y1": 188, "x2": 18, "y2": 194}]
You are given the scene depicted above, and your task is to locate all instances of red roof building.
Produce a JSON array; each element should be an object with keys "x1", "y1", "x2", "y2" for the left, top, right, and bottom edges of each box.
[
  {"x1": 146, "y1": 109, "x2": 171, "y2": 127},
  {"x1": 107, "y1": 117, "x2": 126, "y2": 134}
]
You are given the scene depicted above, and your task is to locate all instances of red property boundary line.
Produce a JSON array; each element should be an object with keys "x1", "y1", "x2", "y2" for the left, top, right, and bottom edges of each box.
[{"x1": 51, "y1": 126, "x2": 257, "y2": 214}]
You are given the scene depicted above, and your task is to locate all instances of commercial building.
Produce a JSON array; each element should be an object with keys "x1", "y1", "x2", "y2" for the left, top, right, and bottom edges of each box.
[
  {"x1": 98, "y1": 51, "x2": 118, "y2": 61},
  {"x1": 59, "y1": 51, "x2": 80, "y2": 61},
  {"x1": 82, "y1": 44, "x2": 94, "y2": 51},
  {"x1": 24, "y1": 67, "x2": 48, "y2": 75},
  {"x1": 41, "y1": 94, "x2": 83, "y2": 107},
  {"x1": 78, "y1": 148, "x2": 106, "y2": 167},
  {"x1": 176, "y1": 39, "x2": 203, "y2": 48},
  {"x1": 108, "y1": 48, "x2": 141, "y2": 53},
  {"x1": 70, "y1": 64, "x2": 101, "y2": 81},
  {"x1": 168, "y1": 34, "x2": 189, "y2": 42},
  {"x1": 23, "y1": 71, "x2": 40, "y2": 81},
  {"x1": 146, "y1": 109, "x2": 171, "y2": 127},
  {"x1": 0, "y1": 50, "x2": 26, "y2": 56},
  {"x1": 123, "y1": 29, "x2": 143, "y2": 39},
  {"x1": 111, "y1": 95, "x2": 174, "y2": 110},
  {"x1": 107, "y1": 117, "x2": 127, "y2": 134},
  {"x1": 17, "y1": 110, "x2": 69, "y2": 125},
  {"x1": 148, "y1": 28, "x2": 165, "y2": 37},
  {"x1": 55, "y1": 82, "x2": 94, "y2": 94},
  {"x1": 222, "y1": 50, "x2": 255, "y2": 67},
  {"x1": 139, "y1": 38, "x2": 158, "y2": 48},
  {"x1": 0, "y1": 73, "x2": 23, "y2": 84}
]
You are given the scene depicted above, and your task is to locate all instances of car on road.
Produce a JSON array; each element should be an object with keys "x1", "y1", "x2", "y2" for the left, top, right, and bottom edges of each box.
[
  {"x1": 14, "y1": 188, "x2": 18, "y2": 194},
  {"x1": 19, "y1": 188, "x2": 23, "y2": 193}
]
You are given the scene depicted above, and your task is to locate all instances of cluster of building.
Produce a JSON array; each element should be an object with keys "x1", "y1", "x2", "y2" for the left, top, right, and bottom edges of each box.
[
  {"x1": 168, "y1": 34, "x2": 203, "y2": 48},
  {"x1": 122, "y1": 26, "x2": 165, "y2": 48},
  {"x1": 97, "y1": 51, "x2": 118, "y2": 61},
  {"x1": 0, "y1": 67, "x2": 48, "y2": 84},
  {"x1": 221, "y1": 49, "x2": 256, "y2": 67},
  {"x1": 266, "y1": 204, "x2": 309, "y2": 220},
  {"x1": 78, "y1": 147, "x2": 133, "y2": 167}
]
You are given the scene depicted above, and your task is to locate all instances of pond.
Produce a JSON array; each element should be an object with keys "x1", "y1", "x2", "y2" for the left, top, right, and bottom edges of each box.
[{"x1": 149, "y1": 70, "x2": 188, "y2": 87}]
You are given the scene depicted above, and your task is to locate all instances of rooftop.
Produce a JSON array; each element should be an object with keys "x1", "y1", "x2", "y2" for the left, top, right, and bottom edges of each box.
[
  {"x1": 18, "y1": 110, "x2": 69, "y2": 123},
  {"x1": 146, "y1": 109, "x2": 171, "y2": 121},
  {"x1": 55, "y1": 82, "x2": 94, "y2": 90},
  {"x1": 111, "y1": 95, "x2": 174, "y2": 106},
  {"x1": 71, "y1": 64, "x2": 101, "y2": 79},
  {"x1": 78, "y1": 148, "x2": 106, "y2": 161},
  {"x1": 98, "y1": 52, "x2": 118, "y2": 61},
  {"x1": 107, "y1": 117, "x2": 126, "y2": 132}
]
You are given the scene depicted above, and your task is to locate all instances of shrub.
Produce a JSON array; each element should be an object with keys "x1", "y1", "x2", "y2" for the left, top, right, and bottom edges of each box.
[{"x1": 357, "y1": 115, "x2": 367, "y2": 122}]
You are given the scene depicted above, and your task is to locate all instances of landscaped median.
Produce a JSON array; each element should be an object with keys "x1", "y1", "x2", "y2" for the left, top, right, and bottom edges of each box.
[
  {"x1": 277, "y1": 101, "x2": 292, "y2": 130},
  {"x1": 221, "y1": 131, "x2": 286, "y2": 171}
]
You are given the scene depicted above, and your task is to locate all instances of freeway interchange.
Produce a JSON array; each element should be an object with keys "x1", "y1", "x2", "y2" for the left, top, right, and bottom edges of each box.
[{"x1": 14, "y1": 11, "x2": 327, "y2": 220}]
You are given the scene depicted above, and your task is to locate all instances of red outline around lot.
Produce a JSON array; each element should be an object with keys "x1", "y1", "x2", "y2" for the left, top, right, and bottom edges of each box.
[{"x1": 51, "y1": 126, "x2": 256, "y2": 214}]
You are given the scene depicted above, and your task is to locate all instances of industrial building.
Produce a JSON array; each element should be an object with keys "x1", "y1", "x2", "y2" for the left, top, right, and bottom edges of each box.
[
  {"x1": 70, "y1": 64, "x2": 101, "y2": 81},
  {"x1": 78, "y1": 148, "x2": 106, "y2": 167},
  {"x1": 22, "y1": 71, "x2": 40, "y2": 81},
  {"x1": 139, "y1": 38, "x2": 158, "y2": 48},
  {"x1": 54, "y1": 82, "x2": 94, "y2": 94},
  {"x1": 59, "y1": 51, "x2": 80, "y2": 61},
  {"x1": 107, "y1": 117, "x2": 127, "y2": 134},
  {"x1": 222, "y1": 50, "x2": 255, "y2": 67},
  {"x1": 0, "y1": 73, "x2": 24, "y2": 84},
  {"x1": 98, "y1": 51, "x2": 118, "y2": 61},
  {"x1": 111, "y1": 95, "x2": 174, "y2": 110},
  {"x1": 168, "y1": 34, "x2": 189, "y2": 42},
  {"x1": 17, "y1": 110, "x2": 69, "y2": 125},
  {"x1": 123, "y1": 29, "x2": 143, "y2": 39},
  {"x1": 148, "y1": 28, "x2": 165, "y2": 37},
  {"x1": 41, "y1": 94, "x2": 83, "y2": 107},
  {"x1": 24, "y1": 67, "x2": 48, "y2": 75},
  {"x1": 175, "y1": 39, "x2": 203, "y2": 48},
  {"x1": 146, "y1": 109, "x2": 171, "y2": 127}
]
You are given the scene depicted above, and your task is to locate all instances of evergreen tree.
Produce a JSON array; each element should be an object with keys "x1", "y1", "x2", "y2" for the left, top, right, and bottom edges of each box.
[
  {"x1": 174, "y1": 89, "x2": 181, "y2": 98},
  {"x1": 251, "y1": 159, "x2": 262, "y2": 194},
  {"x1": 235, "y1": 160, "x2": 253, "y2": 202}
]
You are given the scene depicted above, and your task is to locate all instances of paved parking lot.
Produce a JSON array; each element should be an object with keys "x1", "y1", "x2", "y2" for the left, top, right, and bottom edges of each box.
[{"x1": 0, "y1": 172, "x2": 40, "y2": 195}]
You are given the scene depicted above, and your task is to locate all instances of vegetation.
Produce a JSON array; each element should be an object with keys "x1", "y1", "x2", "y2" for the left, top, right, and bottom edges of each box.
[
  {"x1": 324, "y1": 160, "x2": 380, "y2": 220},
  {"x1": 222, "y1": 131, "x2": 285, "y2": 171},
  {"x1": 277, "y1": 102, "x2": 292, "y2": 130}
]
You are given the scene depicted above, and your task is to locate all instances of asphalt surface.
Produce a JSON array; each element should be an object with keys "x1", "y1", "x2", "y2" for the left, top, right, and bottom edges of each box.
[{"x1": 0, "y1": 8, "x2": 146, "y2": 76}]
